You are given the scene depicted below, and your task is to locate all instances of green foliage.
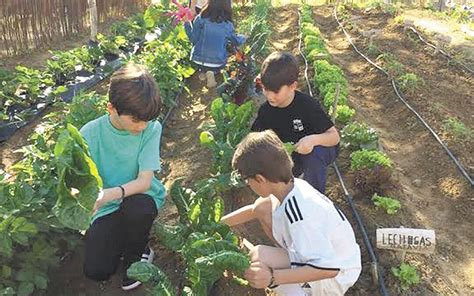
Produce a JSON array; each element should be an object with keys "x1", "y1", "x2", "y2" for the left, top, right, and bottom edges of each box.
[
  {"x1": 372, "y1": 193, "x2": 401, "y2": 214},
  {"x1": 341, "y1": 122, "x2": 379, "y2": 151},
  {"x1": 53, "y1": 124, "x2": 103, "y2": 230},
  {"x1": 397, "y1": 73, "x2": 424, "y2": 94},
  {"x1": 283, "y1": 142, "x2": 296, "y2": 154},
  {"x1": 366, "y1": 43, "x2": 381, "y2": 57},
  {"x1": 127, "y1": 262, "x2": 176, "y2": 296},
  {"x1": 392, "y1": 263, "x2": 420, "y2": 290},
  {"x1": 134, "y1": 25, "x2": 194, "y2": 109},
  {"x1": 314, "y1": 60, "x2": 348, "y2": 109},
  {"x1": 350, "y1": 150, "x2": 392, "y2": 170},
  {"x1": 61, "y1": 92, "x2": 107, "y2": 129},
  {"x1": 377, "y1": 53, "x2": 404, "y2": 78},
  {"x1": 333, "y1": 105, "x2": 355, "y2": 125},
  {"x1": 202, "y1": 98, "x2": 254, "y2": 176},
  {"x1": 443, "y1": 117, "x2": 473, "y2": 141}
]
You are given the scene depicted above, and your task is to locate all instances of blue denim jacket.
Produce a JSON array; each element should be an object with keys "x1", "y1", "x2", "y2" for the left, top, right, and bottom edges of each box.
[{"x1": 184, "y1": 16, "x2": 246, "y2": 66}]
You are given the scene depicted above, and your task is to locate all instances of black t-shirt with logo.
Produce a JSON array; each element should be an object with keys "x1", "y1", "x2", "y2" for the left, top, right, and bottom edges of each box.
[{"x1": 251, "y1": 91, "x2": 334, "y2": 144}]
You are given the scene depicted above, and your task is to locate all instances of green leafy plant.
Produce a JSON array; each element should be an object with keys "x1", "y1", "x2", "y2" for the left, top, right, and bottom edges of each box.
[
  {"x1": 443, "y1": 117, "x2": 473, "y2": 141},
  {"x1": 397, "y1": 73, "x2": 424, "y2": 94},
  {"x1": 332, "y1": 105, "x2": 355, "y2": 125},
  {"x1": 366, "y1": 43, "x2": 381, "y2": 57},
  {"x1": 377, "y1": 53, "x2": 404, "y2": 78},
  {"x1": 53, "y1": 124, "x2": 103, "y2": 231},
  {"x1": 372, "y1": 193, "x2": 401, "y2": 214},
  {"x1": 283, "y1": 142, "x2": 296, "y2": 154},
  {"x1": 313, "y1": 60, "x2": 348, "y2": 110},
  {"x1": 350, "y1": 149, "x2": 392, "y2": 170},
  {"x1": 341, "y1": 122, "x2": 379, "y2": 151},
  {"x1": 127, "y1": 262, "x2": 176, "y2": 295},
  {"x1": 392, "y1": 262, "x2": 420, "y2": 290}
]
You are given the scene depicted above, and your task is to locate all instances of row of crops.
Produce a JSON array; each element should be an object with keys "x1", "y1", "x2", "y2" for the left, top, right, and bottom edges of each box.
[
  {"x1": 127, "y1": 1, "x2": 276, "y2": 294},
  {"x1": 300, "y1": 3, "x2": 421, "y2": 291}
]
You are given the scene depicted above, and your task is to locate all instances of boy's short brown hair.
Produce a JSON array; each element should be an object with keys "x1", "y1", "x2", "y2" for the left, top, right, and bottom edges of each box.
[
  {"x1": 260, "y1": 51, "x2": 299, "y2": 93},
  {"x1": 109, "y1": 63, "x2": 161, "y2": 121},
  {"x1": 232, "y1": 130, "x2": 293, "y2": 183}
]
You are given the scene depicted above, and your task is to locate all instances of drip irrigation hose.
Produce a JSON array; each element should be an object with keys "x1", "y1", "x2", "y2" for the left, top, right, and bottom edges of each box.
[
  {"x1": 405, "y1": 26, "x2": 474, "y2": 75},
  {"x1": 333, "y1": 5, "x2": 474, "y2": 187},
  {"x1": 297, "y1": 9, "x2": 389, "y2": 296}
]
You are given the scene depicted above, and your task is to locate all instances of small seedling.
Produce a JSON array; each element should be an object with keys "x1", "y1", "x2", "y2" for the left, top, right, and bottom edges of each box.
[
  {"x1": 443, "y1": 117, "x2": 473, "y2": 141},
  {"x1": 372, "y1": 193, "x2": 401, "y2": 214},
  {"x1": 397, "y1": 73, "x2": 424, "y2": 94},
  {"x1": 392, "y1": 262, "x2": 420, "y2": 290}
]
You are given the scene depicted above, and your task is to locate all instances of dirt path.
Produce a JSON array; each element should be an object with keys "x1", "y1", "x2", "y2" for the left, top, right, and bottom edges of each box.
[{"x1": 313, "y1": 5, "x2": 473, "y2": 295}]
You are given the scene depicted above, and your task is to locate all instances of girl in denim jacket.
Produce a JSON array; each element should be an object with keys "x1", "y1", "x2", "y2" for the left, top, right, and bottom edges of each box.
[{"x1": 184, "y1": 0, "x2": 245, "y2": 87}]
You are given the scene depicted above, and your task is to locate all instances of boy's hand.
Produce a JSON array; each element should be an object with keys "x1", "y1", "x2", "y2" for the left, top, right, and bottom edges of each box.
[
  {"x1": 295, "y1": 136, "x2": 315, "y2": 155},
  {"x1": 92, "y1": 188, "x2": 115, "y2": 216},
  {"x1": 244, "y1": 261, "x2": 272, "y2": 289}
]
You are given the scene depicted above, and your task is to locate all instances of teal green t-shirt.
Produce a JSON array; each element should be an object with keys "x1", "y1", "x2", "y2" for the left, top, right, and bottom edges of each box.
[{"x1": 80, "y1": 115, "x2": 166, "y2": 223}]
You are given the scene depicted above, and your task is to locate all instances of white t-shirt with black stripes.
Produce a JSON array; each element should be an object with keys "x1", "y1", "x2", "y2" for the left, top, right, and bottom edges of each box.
[{"x1": 272, "y1": 178, "x2": 361, "y2": 293}]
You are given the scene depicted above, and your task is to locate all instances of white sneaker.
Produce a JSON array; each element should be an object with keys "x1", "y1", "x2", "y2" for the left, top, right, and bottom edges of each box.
[
  {"x1": 140, "y1": 246, "x2": 155, "y2": 263},
  {"x1": 206, "y1": 71, "x2": 217, "y2": 88},
  {"x1": 198, "y1": 72, "x2": 206, "y2": 81},
  {"x1": 121, "y1": 246, "x2": 154, "y2": 291}
]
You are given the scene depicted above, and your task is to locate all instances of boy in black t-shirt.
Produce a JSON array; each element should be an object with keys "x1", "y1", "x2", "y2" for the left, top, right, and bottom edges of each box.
[{"x1": 252, "y1": 51, "x2": 339, "y2": 193}]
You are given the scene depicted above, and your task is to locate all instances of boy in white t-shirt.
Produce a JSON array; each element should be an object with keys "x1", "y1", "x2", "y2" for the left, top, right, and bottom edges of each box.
[{"x1": 221, "y1": 130, "x2": 361, "y2": 295}]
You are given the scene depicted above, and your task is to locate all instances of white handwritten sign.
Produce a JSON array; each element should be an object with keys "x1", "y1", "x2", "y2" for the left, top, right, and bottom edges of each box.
[{"x1": 376, "y1": 228, "x2": 435, "y2": 254}]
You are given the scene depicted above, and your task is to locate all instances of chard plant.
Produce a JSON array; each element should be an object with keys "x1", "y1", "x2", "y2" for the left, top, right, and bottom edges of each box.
[{"x1": 151, "y1": 178, "x2": 250, "y2": 295}]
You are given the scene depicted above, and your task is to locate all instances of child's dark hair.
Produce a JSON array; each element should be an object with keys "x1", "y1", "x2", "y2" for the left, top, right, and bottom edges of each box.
[
  {"x1": 261, "y1": 51, "x2": 299, "y2": 93},
  {"x1": 201, "y1": 0, "x2": 233, "y2": 23},
  {"x1": 108, "y1": 63, "x2": 161, "y2": 121},
  {"x1": 232, "y1": 130, "x2": 293, "y2": 183}
]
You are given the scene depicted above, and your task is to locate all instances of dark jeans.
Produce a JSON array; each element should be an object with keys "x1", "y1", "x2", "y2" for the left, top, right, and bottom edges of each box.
[
  {"x1": 83, "y1": 194, "x2": 158, "y2": 281},
  {"x1": 292, "y1": 146, "x2": 338, "y2": 194}
]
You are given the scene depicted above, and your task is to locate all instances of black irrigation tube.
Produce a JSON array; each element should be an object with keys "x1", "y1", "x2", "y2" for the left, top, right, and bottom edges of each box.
[
  {"x1": 405, "y1": 26, "x2": 474, "y2": 75},
  {"x1": 162, "y1": 82, "x2": 186, "y2": 126},
  {"x1": 333, "y1": 6, "x2": 474, "y2": 187},
  {"x1": 297, "y1": 9, "x2": 389, "y2": 296}
]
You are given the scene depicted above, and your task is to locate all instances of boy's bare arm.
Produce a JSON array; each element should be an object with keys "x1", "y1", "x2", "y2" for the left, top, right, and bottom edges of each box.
[
  {"x1": 295, "y1": 126, "x2": 340, "y2": 154},
  {"x1": 93, "y1": 171, "x2": 154, "y2": 214},
  {"x1": 245, "y1": 261, "x2": 338, "y2": 289},
  {"x1": 221, "y1": 204, "x2": 256, "y2": 227}
]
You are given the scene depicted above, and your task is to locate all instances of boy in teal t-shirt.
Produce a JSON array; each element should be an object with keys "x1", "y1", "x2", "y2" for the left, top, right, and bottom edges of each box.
[{"x1": 81, "y1": 63, "x2": 164, "y2": 291}]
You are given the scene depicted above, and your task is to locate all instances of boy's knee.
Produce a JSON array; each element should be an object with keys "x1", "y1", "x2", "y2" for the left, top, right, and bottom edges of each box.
[{"x1": 121, "y1": 195, "x2": 157, "y2": 219}]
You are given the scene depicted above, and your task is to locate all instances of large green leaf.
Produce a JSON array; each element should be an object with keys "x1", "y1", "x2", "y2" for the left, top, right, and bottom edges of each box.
[
  {"x1": 53, "y1": 124, "x2": 102, "y2": 230},
  {"x1": 127, "y1": 262, "x2": 175, "y2": 296}
]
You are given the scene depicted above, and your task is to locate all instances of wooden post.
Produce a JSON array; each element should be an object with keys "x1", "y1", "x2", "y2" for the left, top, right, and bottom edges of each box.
[
  {"x1": 331, "y1": 84, "x2": 341, "y2": 123},
  {"x1": 88, "y1": 0, "x2": 98, "y2": 42}
]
